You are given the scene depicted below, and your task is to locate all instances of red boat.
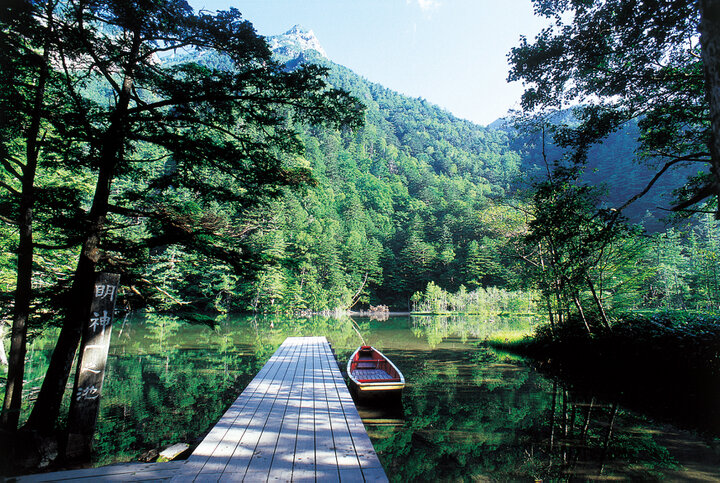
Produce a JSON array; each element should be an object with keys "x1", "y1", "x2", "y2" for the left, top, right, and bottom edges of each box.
[{"x1": 347, "y1": 345, "x2": 405, "y2": 394}]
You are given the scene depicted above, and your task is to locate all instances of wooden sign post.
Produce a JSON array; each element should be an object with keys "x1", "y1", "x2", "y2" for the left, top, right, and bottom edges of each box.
[{"x1": 66, "y1": 272, "x2": 120, "y2": 459}]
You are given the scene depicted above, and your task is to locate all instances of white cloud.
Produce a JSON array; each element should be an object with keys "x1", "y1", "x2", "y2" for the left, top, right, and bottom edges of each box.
[{"x1": 407, "y1": 0, "x2": 442, "y2": 12}]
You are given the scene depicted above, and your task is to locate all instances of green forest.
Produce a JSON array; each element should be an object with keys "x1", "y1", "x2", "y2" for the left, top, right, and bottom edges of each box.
[
  {"x1": 2, "y1": 0, "x2": 720, "y2": 472},
  {"x1": 5, "y1": 25, "x2": 712, "y2": 318}
]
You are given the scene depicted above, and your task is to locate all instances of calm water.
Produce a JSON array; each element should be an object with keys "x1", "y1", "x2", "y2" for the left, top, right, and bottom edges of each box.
[{"x1": 12, "y1": 314, "x2": 720, "y2": 480}]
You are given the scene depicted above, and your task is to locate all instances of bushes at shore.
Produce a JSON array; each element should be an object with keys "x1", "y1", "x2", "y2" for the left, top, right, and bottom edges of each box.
[
  {"x1": 503, "y1": 311, "x2": 720, "y2": 373},
  {"x1": 411, "y1": 283, "x2": 538, "y2": 315},
  {"x1": 489, "y1": 310, "x2": 720, "y2": 433}
]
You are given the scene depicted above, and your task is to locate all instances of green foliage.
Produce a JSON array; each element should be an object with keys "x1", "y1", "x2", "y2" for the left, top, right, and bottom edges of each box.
[
  {"x1": 508, "y1": 0, "x2": 715, "y2": 213},
  {"x1": 0, "y1": 1, "x2": 364, "y2": 326},
  {"x1": 411, "y1": 282, "x2": 538, "y2": 316},
  {"x1": 518, "y1": 161, "x2": 630, "y2": 332},
  {"x1": 224, "y1": 49, "x2": 529, "y2": 312},
  {"x1": 627, "y1": 214, "x2": 720, "y2": 312}
]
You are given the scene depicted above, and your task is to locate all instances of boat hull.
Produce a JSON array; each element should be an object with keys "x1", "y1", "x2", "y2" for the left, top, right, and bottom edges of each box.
[
  {"x1": 350, "y1": 381, "x2": 405, "y2": 393},
  {"x1": 347, "y1": 345, "x2": 405, "y2": 396}
]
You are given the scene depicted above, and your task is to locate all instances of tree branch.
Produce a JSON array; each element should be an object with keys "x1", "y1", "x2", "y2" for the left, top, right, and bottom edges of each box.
[
  {"x1": 0, "y1": 180, "x2": 21, "y2": 197},
  {"x1": 0, "y1": 214, "x2": 18, "y2": 225},
  {"x1": 0, "y1": 158, "x2": 23, "y2": 181},
  {"x1": 139, "y1": 278, "x2": 190, "y2": 305},
  {"x1": 616, "y1": 158, "x2": 688, "y2": 214},
  {"x1": 346, "y1": 272, "x2": 369, "y2": 310},
  {"x1": 653, "y1": 151, "x2": 711, "y2": 163},
  {"x1": 33, "y1": 240, "x2": 82, "y2": 250},
  {"x1": 107, "y1": 204, "x2": 151, "y2": 217}
]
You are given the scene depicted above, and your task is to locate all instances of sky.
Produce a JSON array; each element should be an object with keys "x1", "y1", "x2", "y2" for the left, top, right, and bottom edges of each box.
[{"x1": 187, "y1": 0, "x2": 550, "y2": 126}]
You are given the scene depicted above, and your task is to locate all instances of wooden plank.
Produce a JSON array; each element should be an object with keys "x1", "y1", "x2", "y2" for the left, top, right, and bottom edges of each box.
[
  {"x1": 244, "y1": 337, "x2": 305, "y2": 481},
  {"x1": 208, "y1": 339, "x2": 300, "y2": 476},
  {"x1": 320, "y1": 343, "x2": 387, "y2": 481},
  {"x1": 175, "y1": 336, "x2": 387, "y2": 482},
  {"x1": 16, "y1": 461, "x2": 186, "y2": 481},
  {"x1": 291, "y1": 338, "x2": 317, "y2": 481},
  {"x1": 23, "y1": 337, "x2": 388, "y2": 482},
  {"x1": 314, "y1": 341, "x2": 338, "y2": 479},
  {"x1": 265, "y1": 340, "x2": 306, "y2": 482},
  {"x1": 174, "y1": 340, "x2": 296, "y2": 480},
  {"x1": 320, "y1": 347, "x2": 364, "y2": 474},
  {"x1": 222, "y1": 338, "x2": 302, "y2": 480}
]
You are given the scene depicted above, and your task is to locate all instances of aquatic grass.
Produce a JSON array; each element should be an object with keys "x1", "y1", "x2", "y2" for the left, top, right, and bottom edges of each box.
[{"x1": 485, "y1": 329, "x2": 534, "y2": 350}]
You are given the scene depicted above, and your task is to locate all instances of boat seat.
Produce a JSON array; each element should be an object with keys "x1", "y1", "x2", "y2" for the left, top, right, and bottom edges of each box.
[
  {"x1": 352, "y1": 369, "x2": 396, "y2": 381},
  {"x1": 356, "y1": 361, "x2": 379, "y2": 369}
]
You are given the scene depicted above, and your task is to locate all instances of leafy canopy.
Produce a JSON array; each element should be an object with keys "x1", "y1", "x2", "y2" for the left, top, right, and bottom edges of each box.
[{"x1": 508, "y1": 0, "x2": 712, "y2": 211}]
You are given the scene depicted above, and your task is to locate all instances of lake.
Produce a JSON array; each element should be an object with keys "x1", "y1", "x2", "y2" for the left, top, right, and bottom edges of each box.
[{"x1": 13, "y1": 313, "x2": 720, "y2": 480}]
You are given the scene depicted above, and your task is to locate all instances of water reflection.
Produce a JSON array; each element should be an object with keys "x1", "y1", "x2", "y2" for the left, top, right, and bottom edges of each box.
[
  {"x1": 410, "y1": 313, "x2": 539, "y2": 347},
  {"x1": 377, "y1": 347, "x2": 684, "y2": 480},
  {"x1": 341, "y1": 316, "x2": 720, "y2": 481},
  {"x1": 12, "y1": 313, "x2": 720, "y2": 479}
]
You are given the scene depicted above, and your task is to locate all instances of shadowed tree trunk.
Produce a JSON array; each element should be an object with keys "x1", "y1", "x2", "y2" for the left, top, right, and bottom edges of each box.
[
  {"x1": 587, "y1": 277, "x2": 611, "y2": 331},
  {"x1": 24, "y1": 29, "x2": 141, "y2": 433},
  {"x1": 0, "y1": 326, "x2": 7, "y2": 366},
  {"x1": 700, "y1": 0, "x2": 720, "y2": 218},
  {"x1": 1, "y1": 2, "x2": 53, "y2": 430},
  {"x1": 571, "y1": 291, "x2": 591, "y2": 334}
]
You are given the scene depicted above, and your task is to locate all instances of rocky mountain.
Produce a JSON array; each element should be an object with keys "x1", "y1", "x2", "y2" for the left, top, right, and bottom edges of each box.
[
  {"x1": 269, "y1": 26, "x2": 694, "y2": 230},
  {"x1": 236, "y1": 25, "x2": 524, "y2": 309},
  {"x1": 267, "y1": 25, "x2": 327, "y2": 60}
]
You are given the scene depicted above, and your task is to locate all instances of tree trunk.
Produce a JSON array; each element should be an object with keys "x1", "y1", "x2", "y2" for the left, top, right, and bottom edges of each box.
[
  {"x1": 580, "y1": 397, "x2": 594, "y2": 441},
  {"x1": 598, "y1": 403, "x2": 618, "y2": 476},
  {"x1": 548, "y1": 381, "x2": 557, "y2": 452},
  {"x1": 0, "y1": 326, "x2": 7, "y2": 366},
  {"x1": 1, "y1": 7, "x2": 52, "y2": 431},
  {"x1": 699, "y1": 0, "x2": 720, "y2": 219},
  {"x1": 571, "y1": 293, "x2": 591, "y2": 335},
  {"x1": 24, "y1": 255, "x2": 100, "y2": 431},
  {"x1": 24, "y1": 30, "x2": 140, "y2": 433},
  {"x1": 587, "y1": 277, "x2": 611, "y2": 332},
  {"x1": 538, "y1": 245, "x2": 556, "y2": 336}
]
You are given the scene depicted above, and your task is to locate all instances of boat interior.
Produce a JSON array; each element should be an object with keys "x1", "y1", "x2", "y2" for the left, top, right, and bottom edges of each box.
[{"x1": 350, "y1": 346, "x2": 402, "y2": 382}]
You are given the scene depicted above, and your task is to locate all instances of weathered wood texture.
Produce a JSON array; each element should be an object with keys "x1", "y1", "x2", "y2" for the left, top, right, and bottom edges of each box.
[
  {"x1": 171, "y1": 336, "x2": 387, "y2": 482},
  {"x1": 16, "y1": 336, "x2": 387, "y2": 482},
  {"x1": 66, "y1": 272, "x2": 121, "y2": 458},
  {"x1": 14, "y1": 461, "x2": 187, "y2": 481}
]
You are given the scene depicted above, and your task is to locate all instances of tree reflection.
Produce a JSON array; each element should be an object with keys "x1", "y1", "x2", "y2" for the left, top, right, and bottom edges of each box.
[
  {"x1": 14, "y1": 313, "x2": 717, "y2": 478},
  {"x1": 411, "y1": 314, "x2": 538, "y2": 347},
  {"x1": 364, "y1": 333, "x2": 697, "y2": 481},
  {"x1": 93, "y1": 313, "x2": 361, "y2": 465}
]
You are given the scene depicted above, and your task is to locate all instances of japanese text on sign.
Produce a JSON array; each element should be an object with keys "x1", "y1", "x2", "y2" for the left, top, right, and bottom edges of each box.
[
  {"x1": 89, "y1": 310, "x2": 112, "y2": 333},
  {"x1": 76, "y1": 385, "x2": 100, "y2": 401},
  {"x1": 95, "y1": 283, "x2": 116, "y2": 301}
]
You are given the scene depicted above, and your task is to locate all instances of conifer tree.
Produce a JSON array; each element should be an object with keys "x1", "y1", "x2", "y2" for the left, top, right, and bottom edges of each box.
[
  {"x1": 0, "y1": 0, "x2": 87, "y2": 431},
  {"x1": 3, "y1": 0, "x2": 362, "y2": 433}
]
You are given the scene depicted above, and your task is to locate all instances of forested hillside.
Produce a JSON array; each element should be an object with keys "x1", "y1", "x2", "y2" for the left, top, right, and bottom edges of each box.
[
  {"x1": 492, "y1": 115, "x2": 705, "y2": 231},
  {"x1": 2, "y1": 23, "x2": 715, "y2": 322},
  {"x1": 233, "y1": 29, "x2": 528, "y2": 311},
  {"x1": 242, "y1": 27, "x2": 717, "y2": 314}
]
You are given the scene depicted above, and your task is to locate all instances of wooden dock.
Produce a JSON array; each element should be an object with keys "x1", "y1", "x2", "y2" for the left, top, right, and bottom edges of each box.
[{"x1": 16, "y1": 336, "x2": 388, "y2": 482}]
